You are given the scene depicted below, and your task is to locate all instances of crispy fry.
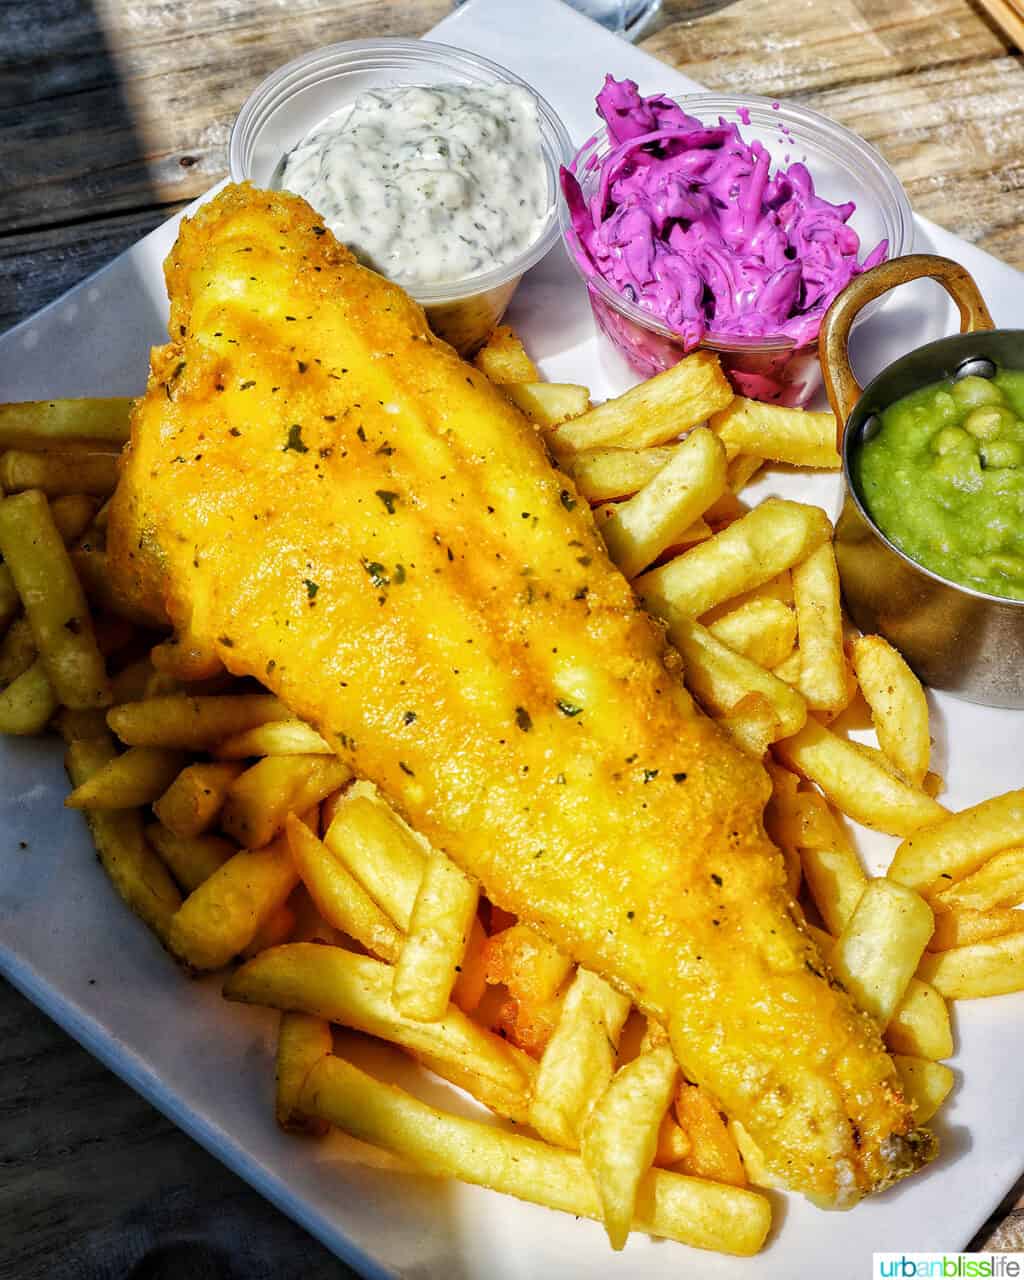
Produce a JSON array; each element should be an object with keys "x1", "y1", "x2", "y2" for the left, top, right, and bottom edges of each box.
[
  {"x1": 451, "y1": 917, "x2": 489, "y2": 1014},
  {"x1": 774, "y1": 719, "x2": 947, "y2": 837},
  {"x1": 241, "y1": 902, "x2": 298, "y2": 958},
  {"x1": 885, "y1": 978, "x2": 954, "y2": 1060},
  {"x1": 48, "y1": 494, "x2": 101, "y2": 546},
  {"x1": 66, "y1": 735, "x2": 181, "y2": 943},
  {"x1": 830, "y1": 881, "x2": 934, "y2": 1024},
  {"x1": 550, "y1": 350, "x2": 733, "y2": 453},
  {"x1": 918, "y1": 930, "x2": 1024, "y2": 999},
  {"x1": 145, "y1": 823, "x2": 236, "y2": 894},
  {"x1": 707, "y1": 597, "x2": 797, "y2": 671},
  {"x1": 275, "y1": 1012, "x2": 333, "y2": 1135},
  {"x1": 595, "y1": 427, "x2": 727, "y2": 578},
  {"x1": 0, "y1": 616, "x2": 36, "y2": 688},
  {"x1": 888, "y1": 790, "x2": 1024, "y2": 894},
  {"x1": 562, "y1": 445, "x2": 679, "y2": 503},
  {"x1": 891, "y1": 1055, "x2": 954, "y2": 1124},
  {"x1": 716, "y1": 692, "x2": 780, "y2": 759},
  {"x1": 932, "y1": 847, "x2": 1024, "y2": 912},
  {"x1": 581, "y1": 1043, "x2": 680, "y2": 1250},
  {"x1": 0, "y1": 658, "x2": 57, "y2": 735},
  {"x1": 529, "y1": 967, "x2": 631, "y2": 1148},
  {"x1": 70, "y1": 545, "x2": 158, "y2": 627},
  {"x1": 169, "y1": 834, "x2": 300, "y2": 970},
  {"x1": 52, "y1": 706, "x2": 109, "y2": 743},
  {"x1": 851, "y1": 635, "x2": 930, "y2": 787},
  {"x1": 224, "y1": 943, "x2": 534, "y2": 1111},
  {"x1": 636, "y1": 499, "x2": 831, "y2": 622},
  {"x1": 801, "y1": 840, "x2": 868, "y2": 937},
  {"x1": 482, "y1": 922, "x2": 574, "y2": 1056},
  {"x1": 503, "y1": 382, "x2": 591, "y2": 428},
  {"x1": 674, "y1": 1084, "x2": 747, "y2": 1187},
  {"x1": 669, "y1": 615, "x2": 807, "y2": 741},
  {"x1": 726, "y1": 453, "x2": 764, "y2": 493},
  {"x1": 214, "y1": 719, "x2": 332, "y2": 758},
  {"x1": 792, "y1": 542, "x2": 849, "y2": 715},
  {"x1": 0, "y1": 397, "x2": 132, "y2": 449},
  {"x1": 299, "y1": 1053, "x2": 772, "y2": 1254},
  {"x1": 285, "y1": 813, "x2": 402, "y2": 964},
  {"x1": 0, "y1": 449, "x2": 120, "y2": 497},
  {"x1": 65, "y1": 745, "x2": 188, "y2": 809},
  {"x1": 0, "y1": 490, "x2": 111, "y2": 708},
  {"x1": 708, "y1": 397, "x2": 840, "y2": 468},
  {"x1": 324, "y1": 783, "x2": 427, "y2": 930},
  {"x1": 0, "y1": 566, "x2": 18, "y2": 635},
  {"x1": 108, "y1": 694, "x2": 291, "y2": 749},
  {"x1": 928, "y1": 906, "x2": 1024, "y2": 952},
  {"x1": 153, "y1": 760, "x2": 243, "y2": 837},
  {"x1": 472, "y1": 325, "x2": 539, "y2": 384},
  {"x1": 393, "y1": 851, "x2": 480, "y2": 1022},
  {"x1": 221, "y1": 754, "x2": 350, "y2": 849}
]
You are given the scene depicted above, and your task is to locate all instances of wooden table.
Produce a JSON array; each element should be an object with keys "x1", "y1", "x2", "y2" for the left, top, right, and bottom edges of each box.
[{"x1": 2, "y1": 1, "x2": 1023, "y2": 1274}]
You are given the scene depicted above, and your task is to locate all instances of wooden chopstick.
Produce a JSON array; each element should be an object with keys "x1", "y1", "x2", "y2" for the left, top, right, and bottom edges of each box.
[{"x1": 976, "y1": 0, "x2": 1024, "y2": 50}]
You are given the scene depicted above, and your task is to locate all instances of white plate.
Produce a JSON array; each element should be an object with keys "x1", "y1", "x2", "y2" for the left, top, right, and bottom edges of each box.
[{"x1": 2, "y1": 1, "x2": 1023, "y2": 1276}]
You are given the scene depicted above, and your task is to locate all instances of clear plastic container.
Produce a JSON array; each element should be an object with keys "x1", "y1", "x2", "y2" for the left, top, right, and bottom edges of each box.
[
  {"x1": 559, "y1": 95, "x2": 914, "y2": 405},
  {"x1": 230, "y1": 38, "x2": 572, "y2": 355}
]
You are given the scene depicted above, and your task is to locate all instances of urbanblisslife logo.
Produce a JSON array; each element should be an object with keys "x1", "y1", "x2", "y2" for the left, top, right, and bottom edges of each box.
[{"x1": 874, "y1": 1256, "x2": 1024, "y2": 1278}]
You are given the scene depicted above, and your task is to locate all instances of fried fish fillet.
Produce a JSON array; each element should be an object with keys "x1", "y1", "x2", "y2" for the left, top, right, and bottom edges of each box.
[{"x1": 108, "y1": 183, "x2": 933, "y2": 1205}]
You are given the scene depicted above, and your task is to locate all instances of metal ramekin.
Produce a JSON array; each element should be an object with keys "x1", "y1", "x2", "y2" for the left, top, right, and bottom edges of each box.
[{"x1": 820, "y1": 253, "x2": 1024, "y2": 709}]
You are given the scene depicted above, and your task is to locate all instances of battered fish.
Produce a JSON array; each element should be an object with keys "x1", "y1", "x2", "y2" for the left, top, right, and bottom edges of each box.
[{"x1": 108, "y1": 184, "x2": 933, "y2": 1205}]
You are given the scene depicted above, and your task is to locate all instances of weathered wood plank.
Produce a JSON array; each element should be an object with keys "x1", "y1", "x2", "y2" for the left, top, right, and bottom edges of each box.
[{"x1": 641, "y1": 0, "x2": 1024, "y2": 268}]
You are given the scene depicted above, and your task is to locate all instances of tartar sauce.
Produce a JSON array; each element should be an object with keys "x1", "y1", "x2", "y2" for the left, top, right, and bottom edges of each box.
[{"x1": 281, "y1": 83, "x2": 549, "y2": 289}]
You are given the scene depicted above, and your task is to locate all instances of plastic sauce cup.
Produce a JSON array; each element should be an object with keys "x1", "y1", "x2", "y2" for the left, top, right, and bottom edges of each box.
[
  {"x1": 230, "y1": 38, "x2": 573, "y2": 355},
  {"x1": 559, "y1": 95, "x2": 913, "y2": 405}
]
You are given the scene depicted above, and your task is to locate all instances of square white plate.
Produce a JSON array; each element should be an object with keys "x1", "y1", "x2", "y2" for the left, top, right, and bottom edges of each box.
[{"x1": 2, "y1": 1, "x2": 1023, "y2": 1276}]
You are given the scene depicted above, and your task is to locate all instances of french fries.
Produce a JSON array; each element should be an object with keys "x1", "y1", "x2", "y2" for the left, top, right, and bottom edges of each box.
[
  {"x1": 636, "y1": 499, "x2": 831, "y2": 622},
  {"x1": 285, "y1": 814, "x2": 402, "y2": 963},
  {"x1": 550, "y1": 350, "x2": 733, "y2": 453},
  {"x1": 224, "y1": 944, "x2": 535, "y2": 1117},
  {"x1": 145, "y1": 823, "x2": 236, "y2": 893},
  {"x1": 275, "y1": 1012, "x2": 333, "y2": 1136},
  {"x1": 891, "y1": 1055, "x2": 955, "y2": 1124},
  {"x1": 472, "y1": 325, "x2": 539, "y2": 384},
  {"x1": 153, "y1": 761, "x2": 243, "y2": 837},
  {"x1": 707, "y1": 597, "x2": 797, "y2": 671},
  {"x1": 918, "y1": 931, "x2": 1024, "y2": 999},
  {"x1": 482, "y1": 923, "x2": 573, "y2": 1056},
  {"x1": 49, "y1": 494, "x2": 101, "y2": 545},
  {"x1": 562, "y1": 445, "x2": 679, "y2": 503},
  {"x1": 0, "y1": 659, "x2": 58, "y2": 735},
  {"x1": 708, "y1": 397, "x2": 840, "y2": 469},
  {"x1": 932, "y1": 848, "x2": 1024, "y2": 912},
  {"x1": 0, "y1": 397, "x2": 132, "y2": 449},
  {"x1": 888, "y1": 790, "x2": 1024, "y2": 894},
  {"x1": 169, "y1": 835, "x2": 300, "y2": 970},
  {"x1": 214, "y1": 719, "x2": 332, "y2": 758},
  {"x1": 324, "y1": 784, "x2": 426, "y2": 930},
  {"x1": 596, "y1": 427, "x2": 727, "y2": 578},
  {"x1": 0, "y1": 449, "x2": 120, "y2": 498},
  {"x1": 221, "y1": 754, "x2": 350, "y2": 849},
  {"x1": 850, "y1": 635, "x2": 931, "y2": 786},
  {"x1": 65, "y1": 745, "x2": 188, "y2": 810},
  {"x1": 668, "y1": 615, "x2": 806, "y2": 741},
  {"x1": 503, "y1": 382, "x2": 591, "y2": 428},
  {"x1": 581, "y1": 1043, "x2": 679, "y2": 1250},
  {"x1": 792, "y1": 542, "x2": 849, "y2": 715},
  {"x1": 886, "y1": 978, "x2": 954, "y2": 1060},
  {"x1": 0, "y1": 490, "x2": 111, "y2": 709},
  {"x1": 530, "y1": 967, "x2": 631, "y2": 1148},
  {"x1": 65, "y1": 735, "x2": 182, "y2": 944},
  {"x1": 830, "y1": 881, "x2": 934, "y2": 1025},
  {"x1": 929, "y1": 906, "x2": 1024, "y2": 952},
  {"x1": 300, "y1": 1053, "x2": 772, "y2": 1254},
  {"x1": 673, "y1": 1084, "x2": 747, "y2": 1188},
  {"x1": 774, "y1": 719, "x2": 947, "y2": 837},
  {"x1": 393, "y1": 851, "x2": 480, "y2": 1022},
  {"x1": 108, "y1": 694, "x2": 292, "y2": 749}
]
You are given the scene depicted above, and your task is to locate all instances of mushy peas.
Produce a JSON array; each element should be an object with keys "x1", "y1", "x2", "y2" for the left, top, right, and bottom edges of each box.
[{"x1": 856, "y1": 370, "x2": 1024, "y2": 600}]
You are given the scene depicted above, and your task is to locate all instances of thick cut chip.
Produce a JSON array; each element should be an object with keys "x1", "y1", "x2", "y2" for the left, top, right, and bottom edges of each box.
[
  {"x1": 66, "y1": 745, "x2": 188, "y2": 809},
  {"x1": 851, "y1": 635, "x2": 930, "y2": 787},
  {"x1": 529, "y1": 967, "x2": 631, "y2": 1148},
  {"x1": 932, "y1": 847, "x2": 1024, "y2": 912},
  {"x1": 275, "y1": 1011, "x2": 334, "y2": 1135},
  {"x1": 581, "y1": 1043, "x2": 680, "y2": 1250},
  {"x1": 0, "y1": 658, "x2": 57, "y2": 735},
  {"x1": 324, "y1": 784, "x2": 427, "y2": 930},
  {"x1": 0, "y1": 397, "x2": 132, "y2": 448},
  {"x1": 145, "y1": 823, "x2": 236, "y2": 894},
  {"x1": 563, "y1": 445, "x2": 679, "y2": 503},
  {"x1": 831, "y1": 881, "x2": 934, "y2": 1024},
  {"x1": 0, "y1": 449, "x2": 120, "y2": 498},
  {"x1": 154, "y1": 761, "x2": 243, "y2": 837},
  {"x1": 472, "y1": 326, "x2": 538, "y2": 384},
  {"x1": 674, "y1": 1084, "x2": 747, "y2": 1188},
  {"x1": 929, "y1": 907, "x2": 1024, "y2": 952},
  {"x1": 393, "y1": 850, "x2": 480, "y2": 1022},
  {"x1": 108, "y1": 694, "x2": 291, "y2": 749},
  {"x1": 792, "y1": 543, "x2": 849, "y2": 715},
  {"x1": 505, "y1": 382, "x2": 590, "y2": 428},
  {"x1": 707, "y1": 597, "x2": 797, "y2": 671},
  {"x1": 885, "y1": 979, "x2": 954, "y2": 1061},
  {"x1": 889, "y1": 790, "x2": 1024, "y2": 895},
  {"x1": 891, "y1": 1056, "x2": 954, "y2": 1124},
  {"x1": 708, "y1": 397, "x2": 839, "y2": 468},
  {"x1": 918, "y1": 931, "x2": 1024, "y2": 999},
  {"x1": 300, "y1": 1053, "x2": 772, "y2": 1255},
  {"x1": 550, "y1": 350, "x2": 733, "y2": 453},
  {"x1": 221, "y1": 754, "x2": 350, "y2": 849}
]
